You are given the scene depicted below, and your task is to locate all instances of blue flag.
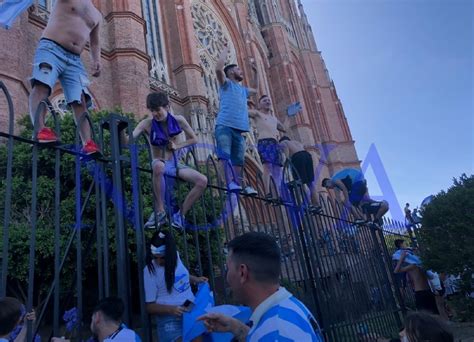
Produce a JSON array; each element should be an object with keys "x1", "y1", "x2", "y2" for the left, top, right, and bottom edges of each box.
[
  {"x1": 287, "y1": 102, "x2": 302, "y2": 116},
  {"x1": 183, "y1": 283, "x2": 215, "y2": 341},
  {"x1": 183, "y1": 283, "x2": 252, "y2": 341},
  {"x1": 0, "y1": 0, "x2": 33, "y2": 29}
]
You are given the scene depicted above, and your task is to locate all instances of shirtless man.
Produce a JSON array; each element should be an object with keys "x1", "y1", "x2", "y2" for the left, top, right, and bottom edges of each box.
[
  {"x1": 124, "y1": 92, "x2": 208, "y2": 230},
  {"x1": 249, "y1": 95, "x2": 286, "y2": 197},
  {"x1": 279, "y1": 136, "x2": 322, "y2": 214},
  {"x1": 395, "y1": 249, "x2": 439, "y2": 314},
  {"x1": 29, "y1": 0, "x2": 102, "y2": 155}
]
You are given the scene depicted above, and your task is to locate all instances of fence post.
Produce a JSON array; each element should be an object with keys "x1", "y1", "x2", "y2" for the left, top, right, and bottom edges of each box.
[
  {"x1": 369, "y1": 226, "x2": 404, "y2": 328},
  {"x1": 103, "y1": 113, "x2": 132, "y2": 324},
  {"x1": 377, "y1": 227, "x2": 407, "y2": 317},
  {"x1": 0, "y1": 81, "x2": 14, "y2": 297}
]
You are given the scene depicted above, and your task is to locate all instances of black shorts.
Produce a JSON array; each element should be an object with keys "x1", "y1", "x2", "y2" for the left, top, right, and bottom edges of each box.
[
  {"x1": 361, "y1": 200, "x2": 383, "y2": 215},
  {"x1": 348, "y1": 181, "x2": 368, "y2": 206},
  {"x1": 415, "y1": 290, "x2": 439, "y2": 314},
  {"x1": 291, "y1": 151, "x2": 314, "y2": 185},
  {"x1": 257, "y1": 138, "x2": 283, "y2": 166}
]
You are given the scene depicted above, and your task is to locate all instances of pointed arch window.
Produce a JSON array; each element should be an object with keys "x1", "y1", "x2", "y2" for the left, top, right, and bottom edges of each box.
[{"x1": 141, "y1": 0, "x2": 169, "y2": 83}]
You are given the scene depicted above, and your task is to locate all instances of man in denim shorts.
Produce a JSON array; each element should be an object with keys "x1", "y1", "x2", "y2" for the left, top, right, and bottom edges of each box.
[
  {"x1": 29, "y1": 0, "x2": 102, "y2": 155},
  {"x1": 215, "y1": 43, "x2": 257, "y2": 195}
]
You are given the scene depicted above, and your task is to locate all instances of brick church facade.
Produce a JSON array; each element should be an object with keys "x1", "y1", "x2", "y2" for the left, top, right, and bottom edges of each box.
[{"x1": 0, "y1": 0, "x2": 360, "y2": 192}]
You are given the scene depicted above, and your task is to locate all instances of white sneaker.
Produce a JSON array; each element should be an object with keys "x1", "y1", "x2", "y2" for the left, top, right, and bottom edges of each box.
[
  {"x1": 144, "y1": 211, "x2": 166, "y2": 228},
  {"x1": 227, "y1": 181, "x2": 242, "y2": 193},
  {"x1": 242, "y1": 186, "x2": 258, "y2": 196},
  {"x1": 171, "y1": 212, "x2": 185, "y2": 231}
]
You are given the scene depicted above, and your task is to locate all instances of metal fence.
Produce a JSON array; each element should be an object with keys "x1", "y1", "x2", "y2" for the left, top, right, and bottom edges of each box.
[{"x1": 0, "y1": 81, "x2": 412, "y2": 341}]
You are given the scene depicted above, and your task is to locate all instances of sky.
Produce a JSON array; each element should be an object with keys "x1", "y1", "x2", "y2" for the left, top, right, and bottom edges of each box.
[{"x1": 300, "y1": 0, "x2": 473, "y2": 220}]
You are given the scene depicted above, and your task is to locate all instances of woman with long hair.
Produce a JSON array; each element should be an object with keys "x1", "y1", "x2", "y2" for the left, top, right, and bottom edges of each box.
[
  {"x1": 143, "y1": 230, "x2": 207, "y2": 341},
  {"x1": 400, "y1": 312, "x2": 453, "y2": 342}
]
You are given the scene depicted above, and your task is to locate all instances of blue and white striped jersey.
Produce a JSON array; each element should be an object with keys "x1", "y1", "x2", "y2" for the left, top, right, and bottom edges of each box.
[{"x1": 246, "y1": 287, "x2": 324, "y2": 342}]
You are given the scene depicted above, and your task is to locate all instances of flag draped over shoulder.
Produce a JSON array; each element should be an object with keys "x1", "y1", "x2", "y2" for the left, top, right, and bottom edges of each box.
[
  {"x1": 392, "y1": 249, "x2": 422, "y2": 266},
  {"x1": 0, "y1": 0, "x2": 33, "y2": 29}
]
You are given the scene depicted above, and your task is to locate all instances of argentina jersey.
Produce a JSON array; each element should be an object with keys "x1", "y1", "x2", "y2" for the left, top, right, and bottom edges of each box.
[
  {"x1": 247, "y1": 291, "x2": 324, "y2": 342},
  {"x1": 103, "y1": 324, "x2": 142, "y2": 341}
]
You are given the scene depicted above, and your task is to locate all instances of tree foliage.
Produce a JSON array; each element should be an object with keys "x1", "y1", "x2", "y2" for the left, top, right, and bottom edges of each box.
[{"x1": 419, "y1": 174, "x2": 474, "y2": 320}]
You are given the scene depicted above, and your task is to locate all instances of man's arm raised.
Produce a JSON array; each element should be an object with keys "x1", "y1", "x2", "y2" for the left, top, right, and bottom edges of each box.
[
  {"x1": 248, "y1": 109, "x2": 260, "y2": 119},
  {"x1": 216, "y1": 44, "x2": 230, "y2": 86},
  {"x1": 394, "y1": 251, "x2": 416, "y2": 273},
  {"x1": 247, "y1": 60, "x2": 259, "y2": 95}
]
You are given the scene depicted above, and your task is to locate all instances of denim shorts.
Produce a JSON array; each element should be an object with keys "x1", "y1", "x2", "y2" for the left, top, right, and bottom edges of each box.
[
  {"x1": 152, "y1": 159, "x2": 189, "y2": 178},
  {"x1": 30, "y1": 38, "x2": 92, "y2": 106},
  {"x1": 156, "y1": 315, "x2": 182, "y2": 342},
  {"x1": 215, "y1": 125, "x2": 246, "y2": 166}
]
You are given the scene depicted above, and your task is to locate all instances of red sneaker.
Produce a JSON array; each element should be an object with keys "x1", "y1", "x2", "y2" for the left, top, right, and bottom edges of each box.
[
  {"x1": 37, "y1": 127, "x2": 58, "y2": 143},
  {"x1": 81, "y1": 140, "x2": 101, "y2": 156}
]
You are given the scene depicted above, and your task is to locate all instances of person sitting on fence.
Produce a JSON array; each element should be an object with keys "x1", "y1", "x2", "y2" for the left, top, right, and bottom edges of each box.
[
  {"x1": 0, "y1": 297, "x2": 35, "y2": 342},
  {"x1": 248, "y1": 95, "x2": 286, "y2": 199},
  {"x1": 321, "y1": 169, "x2": 389, "y2": 226},
  {"x1": 28, "y1": 0, "x2": 101, "y2": 155},
  {"x1": 279, "y1": 136, "x2": 322, "y2": 215},
  {"x1": 52, "y1": 297, "x2": 140, "y2": 342},
  {"x1": 143, "y1": 230, "x2": 208, "y2": 342},
  {"x1": 198, "y1": 232, "x2": 324, "y2": 341},
  {"x1": 215, "y1": 43, "x2": 258, "y2": 195},
  {"x1": 394, "y1": 249, "x2": 439, "y2": 315},
  {"x1": 123, "y1": 92, "x2": 208, "y2": 230}
]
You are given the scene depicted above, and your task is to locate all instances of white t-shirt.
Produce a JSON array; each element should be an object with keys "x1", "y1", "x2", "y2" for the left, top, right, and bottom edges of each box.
[
  {"x1": 103, "y1": 324, "x2": 141, "y2": 341},
  {"x1": 143, "y1": 253, "x2": 195, "y2": 306}
]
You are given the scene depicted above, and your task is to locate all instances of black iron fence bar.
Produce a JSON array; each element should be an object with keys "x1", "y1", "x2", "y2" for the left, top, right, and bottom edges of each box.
[
  {"x1": 52, "y1": 105, "x2": 62, "y2": 338},
  {"x1": 106, "y1": 114, "x2": 132, "y2": 325},
  {"x1": 95, "y1": 161, "x2": 104, "y2": 301},
  {"x1": 98, "y1": 120, "x2": 111, "y2": 298},
  {"x1": 205, "y1": 156, "x2": 229, "y2": 304},
  {"x1": 0, "y1": 80, "x2": 14, "y2": 298},
  {"x1": 27, "y1": 99, "x2": 60, "y2": 342},
  {"x1": 128, "y1": 121, "x2": 151, "y2": 341},
  {"x1": 0, "y1": 105, "x2": 416, "y2": 341},
  {"x1": 34, "y1": 180, "x2": 96, "y2": 338}
]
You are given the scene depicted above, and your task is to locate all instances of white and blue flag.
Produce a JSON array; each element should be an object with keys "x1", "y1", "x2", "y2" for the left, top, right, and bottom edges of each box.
[
  {"x1": 392, "y1": 249, "x2": 422, "y2": 266},
  {"x1": 0, "y1": 0, "x2": 33, "y2": 29},
  {"x1": 183, "y1": 282, "x2": 252, "y2": 342}
]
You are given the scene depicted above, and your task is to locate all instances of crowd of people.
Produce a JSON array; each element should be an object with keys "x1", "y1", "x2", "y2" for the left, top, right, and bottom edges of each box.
[
  {"x1": 23, "y1": 0, "x2": 392, "y2": 232},
  {"x1": 1, "y1": 232, "x2": 324, "y2": 341},
  {"x1": 6, "y1": 1, "x2": 461, "y2": 341},
  {"x1": 1, "y1": 232, "x2": 458, "y2": 342}
]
